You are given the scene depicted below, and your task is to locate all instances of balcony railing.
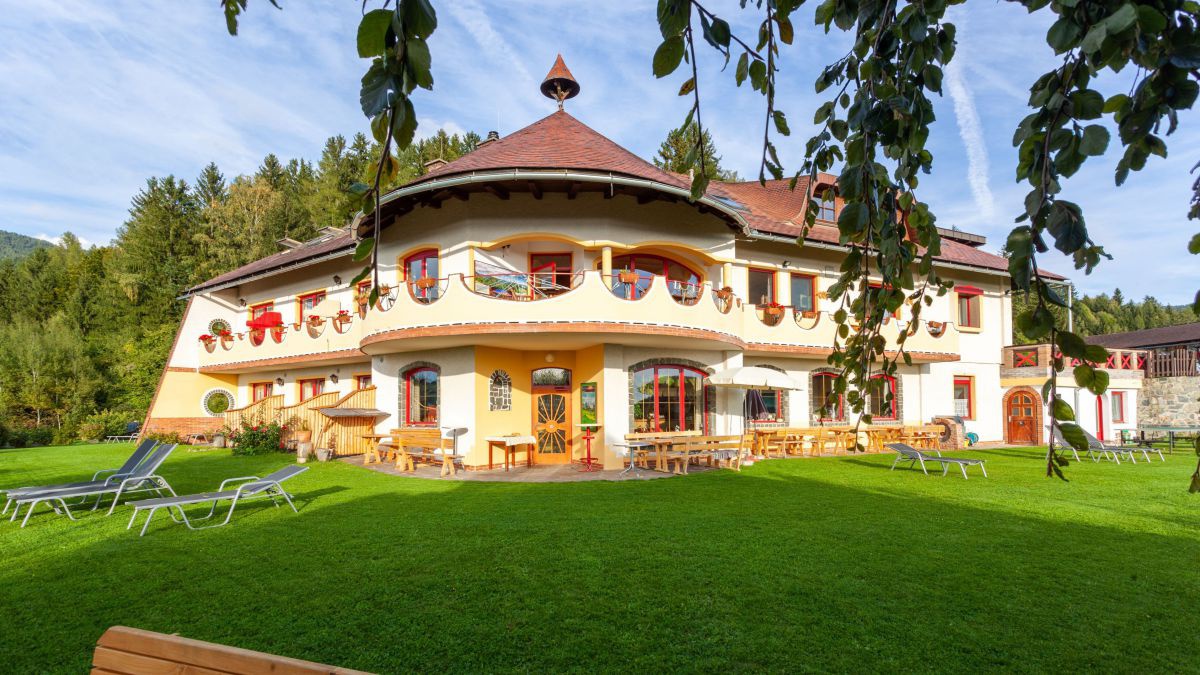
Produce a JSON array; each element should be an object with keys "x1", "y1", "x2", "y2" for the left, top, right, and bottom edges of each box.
[
  {"x1": 196, "y1": 270, "x2": 962, "y2": 367},
  {"x1": 1146, "y1": 345, "x2": 1200, "y2": 378}
]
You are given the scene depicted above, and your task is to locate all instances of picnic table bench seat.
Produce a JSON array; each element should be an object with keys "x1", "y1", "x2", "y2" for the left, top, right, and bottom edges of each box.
[{"x1": 380, "y1": 428, "x2": 464, "y2": 477}]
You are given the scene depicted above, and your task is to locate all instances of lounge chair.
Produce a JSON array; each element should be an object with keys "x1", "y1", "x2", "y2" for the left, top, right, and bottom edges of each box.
[
  {"x1": 1050, "y1": 426, "x2": 1134, "y2": 464},
  {"x1": 105, "y1": 422, "x2": 141, "y2": 443},
  {"x1": 8, "y1": 444, "x2": 177, "y2": 527},
  {"x1": 126, "y1": 465, "x2": 308, "y2": 536},
  {"x1": 1082, "y1": 428, "x2": 1162, "y2": 463},
  {"x1": 2, "y1": 438, "x2": 159, "y2": 515},
  {"x1": 887, "y1": 442, "x2": 987, "y2": 479}
]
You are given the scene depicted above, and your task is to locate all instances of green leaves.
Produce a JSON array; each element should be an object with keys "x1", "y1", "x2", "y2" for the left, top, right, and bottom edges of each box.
[
  {"x1": 1080, "y1": 125, "x2": 1110, "y2": 156},
  {"x1": 657, "y1": 0, "x2": 689, "y2": 39},
  {"x1": 1051, "y1": 396, "x2": 1075, "y2": 422},
  {"x1": 357, "y1": 9, "x2": 395, "y2": 58},
  {"x1": 360, "y1": 60, "x2": 399, "y2": 118},
  {"x1": 353, "y1": 237, "x2": 375, "y2": 262},
  {"x1": 401, "y1": 0, "x2": 438, "y2": 40},
  {"x1": 837, "y1": 202, "x2": 869, "y2": 237},
  {"x1": 653, "y1": 36, "x2": 686, "y2": 78}
]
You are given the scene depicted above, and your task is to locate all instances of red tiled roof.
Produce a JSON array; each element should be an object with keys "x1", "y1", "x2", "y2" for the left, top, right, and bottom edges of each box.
[
  {"x1": 185, "y1": 231, "x2": 354, "y2": 295},
  {"x1": 407, "y1": 110, "x2": 689, "y2": 188}
]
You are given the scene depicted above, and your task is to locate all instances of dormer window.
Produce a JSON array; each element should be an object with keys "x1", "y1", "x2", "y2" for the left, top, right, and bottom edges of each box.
[{"x1": 817, "y1": 193, "x2": 837, "y2": 222}]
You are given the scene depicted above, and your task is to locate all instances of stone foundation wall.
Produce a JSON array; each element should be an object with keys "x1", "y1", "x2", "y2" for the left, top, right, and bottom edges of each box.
[{"x1": 1139, "y1": 376, "x2": 1200, "y2": 426}]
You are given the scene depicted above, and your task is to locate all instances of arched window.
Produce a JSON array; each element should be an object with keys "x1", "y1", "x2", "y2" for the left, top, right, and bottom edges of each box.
[
  {"x1": 404, "y1": 249, "x2": 440, "y2": 302},
  {"x1": 868, "y1": 374, "x2": 897, "y2": 420},
  {"x1": 811, "y1": 372, "x2": 844, "y2": 422},
  {"x1": 404, "y1": 367, "x2": 439, "y2": 425},
  {"x1": 607, "y1": 254, "x2": 700, "y2": 301},
  {"x1": 489, "y1": 370, "x2": 512, "y2": 411},
  {"x1": 631, "y1": 364, "x2": 707, "y2": 433}
]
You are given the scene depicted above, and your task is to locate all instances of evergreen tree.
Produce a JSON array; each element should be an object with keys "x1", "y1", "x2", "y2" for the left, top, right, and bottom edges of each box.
[{"x1": 653, "y1": 122, "x2": 740, "y2": 181}]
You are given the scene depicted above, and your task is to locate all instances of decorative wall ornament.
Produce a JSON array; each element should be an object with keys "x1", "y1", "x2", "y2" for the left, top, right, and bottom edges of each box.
[{"x1": 489, "y1": 370, "x2": 512, "y2": 411}]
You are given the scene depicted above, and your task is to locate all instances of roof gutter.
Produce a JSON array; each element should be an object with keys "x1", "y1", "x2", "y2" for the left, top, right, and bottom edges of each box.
[
  {"x1": 356, "y1": 169, "x2": 753, "y2": 237},
  {"x1": 177, "y1": 246, "x2": 355, "y2": 300},
  {"x1": 748, "y1": 230, "x2": 1017, "y2": 279}
]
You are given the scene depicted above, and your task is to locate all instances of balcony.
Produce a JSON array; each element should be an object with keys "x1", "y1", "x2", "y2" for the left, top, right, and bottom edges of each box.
[{"x1": 195, "y1": 270, "x2": 963, "y2": 370}]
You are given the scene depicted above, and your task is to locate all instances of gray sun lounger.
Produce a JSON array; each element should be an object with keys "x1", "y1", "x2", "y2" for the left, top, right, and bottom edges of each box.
[
  {"x1": 1082, "y1": 428, "x2": 1162, "y2": 463},
  {"x1": 8, "y1": 444, "x2": 177, "y2": 527},
  {"x1": 127, "y1": 465, "x2": 308, "y2": 536},
  {"x1": 2, "y1": 438, "x2": 159, "y2": 514},
  {"x1": 887, "y1": 443, "x2": 987, "y2": 479},
  {"x1": 1050, "y1": 426, "x2": 1136, "y2": 464}
]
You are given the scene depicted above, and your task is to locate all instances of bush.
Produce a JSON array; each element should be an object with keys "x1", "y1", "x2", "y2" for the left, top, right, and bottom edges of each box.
[
  {"x1": 78, "y1": 410, "x2": 133, "y2": 443},
  {"x1": 144, "y1": 431, "x2": 181, "y2": 445},
  {"x1": 9, "y1": 427, "x2": 55, "y2": 447},
  {"x1": 226, "y1": 420, "x2": 286, "y2": 456}
]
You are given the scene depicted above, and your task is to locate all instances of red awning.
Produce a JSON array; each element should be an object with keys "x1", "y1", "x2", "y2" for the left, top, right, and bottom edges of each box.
[
  {"x1": 246, "y1": 311, "x2": 284, "y2": 329},
  {"x1": 955, "y1": 285, "x2": 983, "y2": 296}
]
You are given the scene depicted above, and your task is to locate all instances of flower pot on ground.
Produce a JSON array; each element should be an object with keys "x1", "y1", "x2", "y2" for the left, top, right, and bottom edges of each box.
[
  {"x1": 211, "y1": 433, "x2": 226, "y2": 449},
  {"x1": 294, "y1": 429, "x2": 312, "y2": 444},
  {"x1": 315, "y1": 448, "x2": 332, "y2": 462},
  {"x1": 296, "y1": 441, "x2": 313, "y2": 463}
]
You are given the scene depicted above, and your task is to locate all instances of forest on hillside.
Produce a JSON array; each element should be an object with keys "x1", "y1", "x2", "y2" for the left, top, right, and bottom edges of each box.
[
  {"x1": 0, "y1": 230, "x2": 49, "y2": 260},
  {"x1": 0, "y1": 121, "x2": 1193, "y2": 446},
  {"x1": 0, "y1": 129, "x2": 479, "y2": 446}
]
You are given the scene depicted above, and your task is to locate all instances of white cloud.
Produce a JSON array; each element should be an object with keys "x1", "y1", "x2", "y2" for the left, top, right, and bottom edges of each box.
[{"x1": 944, "y1": 56, "x2": 996, "y2": 219}]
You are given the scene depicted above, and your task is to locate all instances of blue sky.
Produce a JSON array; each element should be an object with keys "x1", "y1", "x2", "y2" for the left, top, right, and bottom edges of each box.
[{"x1": 1, "y1": 1, "x2": 1197, "y2": 303}]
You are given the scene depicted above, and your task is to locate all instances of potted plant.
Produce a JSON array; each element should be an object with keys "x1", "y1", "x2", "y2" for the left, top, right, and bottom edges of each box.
[
  {"x1": 763, "y1": 302, "x2": 785, "y2": 318},
  {"x1": 307, "y1": 314, "x2": 324, "y2": 329},
  {"x1": 248, "y1": 327, "x2": 265, "y2": 346},
  {"x1": 799, "y1": 309, "x2": 819, "y2": 319},
  {"x1": 293, "y1": 419, "x2": 312, "y2": 444},
  {"x1": 270, "y1": 325, "x2": 286, "y2": 342},
  {"x1": 415, "y1": 276, "x2": 438, "y2": 290},
  {"x1": 617, "y1": 268, "x2": 640, "y2": 285},
  {"x1": 715, "y1": 286, "x2": 733, "y2": 300},
  {"x1": 315, "y1": 447, "x2": 332, "y2": 462},
  {"x1": 199, "y1": 334, "x2": 216, "y2": 352},
  {"x1": 333, "y1": 309, "x2": 352, "y2": 331},
  {"x1": 217, "y1": 328, "x2": 234, "y2": 348}
]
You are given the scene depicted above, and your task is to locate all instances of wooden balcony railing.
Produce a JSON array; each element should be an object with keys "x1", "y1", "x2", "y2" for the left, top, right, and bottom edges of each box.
[
  {"x1": 1146, "y1": 345, "x2": 1200, "y2": 378},
  {"x1": 223, "y1": 394, "x2": 284, "y2": 430},
  {"x1": 277, "y1": 392, "x2": 340, "y2": 445}
]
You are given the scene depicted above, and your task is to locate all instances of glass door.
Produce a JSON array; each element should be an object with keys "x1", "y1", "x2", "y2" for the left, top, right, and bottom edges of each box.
[{"x1": 532, "y1": 368, "x2": 571, "y2": 464}]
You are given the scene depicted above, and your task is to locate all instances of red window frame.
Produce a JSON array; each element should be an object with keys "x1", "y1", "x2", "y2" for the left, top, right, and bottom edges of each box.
[
  {"x1": 953, "y1": 377, "x2": 975, "y2": 420},
  {"x1": 1111, "y1": 391, "x2": 1126, "y2": 423},
  {"x1": 249, "y1": 301, "x2": 274, "y2": 322},
  {"x1": 405, "y1": 249, "x2": 440, "y2": 301},
  {"x1": 355, "y1": 374, "x2": 373, "y2": 389},
  {"x1": 748, "y1": 267, "x2": 777, "y2": 306},
  {"x1": 607, "y1": 254, "x2": 701, "y2": 300},
  {"x1": 298, "y1": 378, "x2": 324, "y2": 402},
  {"x1": 869, "y1": 374, "x2": 897, "y2": 420},
  {"x1": 250, "y1": 382, "x2": 272, "y2": 403},
  {"x1": 956, "y1": 286, "x2": 982, "y2": 329},
  {"x1": 632, "y1": 365, "x2": 708, "y2": 433},
  {"x1": 404, "y1": 367, "x2": 439, "y2": 426},
  {"x1": 812, "y1": 372, "x2": 845, "y2": 422},
  {"x1": 297, "y1": 291, "x2": 327, "y2": 323}
]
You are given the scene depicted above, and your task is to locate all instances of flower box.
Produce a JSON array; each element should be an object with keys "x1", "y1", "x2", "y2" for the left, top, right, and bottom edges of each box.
[
  {"x1": 617, "y1": 270, "x2": 640, "y2": 285},
  {"x1": 414, "y1": 277, "x2": 438, "y2": 290}
]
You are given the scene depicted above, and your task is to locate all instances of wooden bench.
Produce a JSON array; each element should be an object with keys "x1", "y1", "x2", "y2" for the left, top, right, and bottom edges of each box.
[
  {"x1": 667, "y1": 435, "x2": 748, "y2": 474},
  {"x1": 92, "y1": 625, "x2": 368, "y2": 674},
  {"x1": 380, "y1": 427, "x2": 463, "y2": 477},
  {"x1": 624, "y1": 430, "x2": 700, "y2": 471}
]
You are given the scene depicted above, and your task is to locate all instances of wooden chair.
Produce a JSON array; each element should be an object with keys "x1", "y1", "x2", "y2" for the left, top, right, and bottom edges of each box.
[{"x1": 92, "y1": 625, "x2": 367, "y2": 674}]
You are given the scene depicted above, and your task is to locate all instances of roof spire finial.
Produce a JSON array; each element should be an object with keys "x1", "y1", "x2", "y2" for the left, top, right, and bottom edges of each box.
[{"x1": 540, "y1": 54, "x2": 579, "y2": 111}]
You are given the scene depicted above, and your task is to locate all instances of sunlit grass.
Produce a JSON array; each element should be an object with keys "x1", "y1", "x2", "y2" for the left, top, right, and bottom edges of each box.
[{"x1": 1, "y1": 443, "x2": 1197, "y2": 672}]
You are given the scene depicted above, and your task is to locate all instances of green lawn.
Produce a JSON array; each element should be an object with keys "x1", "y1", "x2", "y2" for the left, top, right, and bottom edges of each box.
[{"x1": 1, "y1": 443, "x2": 1197, "y2": 672}]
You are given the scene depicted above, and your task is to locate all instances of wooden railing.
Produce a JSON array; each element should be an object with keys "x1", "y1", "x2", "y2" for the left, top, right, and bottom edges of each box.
[
  {"x1": 277, "y1": 392, "x2": 340, "y2": 445},
  {"x1": 223, "y1": 394, "x2": 284, "y2": 430},
  {"x1": 318, "y1": 386, "x2": 381, "y2": 457},
  {"x1": 1146, "y1": 345, "x2": 1200, "y2": 378}
]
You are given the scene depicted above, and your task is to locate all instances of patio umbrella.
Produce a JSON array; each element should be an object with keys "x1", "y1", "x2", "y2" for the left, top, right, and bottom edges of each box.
[{"x1": 706, "y1": 366, "x2": 803, "y2": 435}]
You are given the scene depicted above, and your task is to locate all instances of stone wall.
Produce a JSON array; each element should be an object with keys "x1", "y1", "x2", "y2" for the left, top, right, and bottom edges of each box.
[{"x1": 1139, "y1": 376, "x2": 1200, "y2": 426}]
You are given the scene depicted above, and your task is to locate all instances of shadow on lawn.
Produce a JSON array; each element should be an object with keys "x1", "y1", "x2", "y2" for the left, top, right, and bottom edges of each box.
[{"x1": 0, "y1": 460, "x2": 1197, "y2": 673}]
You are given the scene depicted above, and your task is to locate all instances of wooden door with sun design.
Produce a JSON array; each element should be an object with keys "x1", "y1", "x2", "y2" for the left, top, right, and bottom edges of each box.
[{"x1": 532, "y1": 368, "x2": 571, "y2": 464}]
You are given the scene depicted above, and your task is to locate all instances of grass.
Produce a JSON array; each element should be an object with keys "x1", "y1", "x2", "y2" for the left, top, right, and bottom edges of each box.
[{"x1": 1, "y1": 443, "x2": 1198, "y2": 673}]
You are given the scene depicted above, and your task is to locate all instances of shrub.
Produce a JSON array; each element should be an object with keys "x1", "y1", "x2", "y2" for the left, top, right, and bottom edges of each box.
[
  {"x1": 226, "y1": 420, "x2": 286, "y2": 456},
  {"x1": 78, "y1": 410, "x2": 133, "y2": 443},
  {"x1": 144, "y1": 431, "x2": 181, "y2": 445},
  {"x1": 11, "y1": 428, "x2": 55, "y2": 447}
]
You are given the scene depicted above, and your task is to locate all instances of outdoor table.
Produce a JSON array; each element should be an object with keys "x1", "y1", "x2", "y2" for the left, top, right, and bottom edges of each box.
[
  {"x1": 361, "y1": 433, "x2": 391, "y2": 464},
  {"x1": 613, "y1": 441, "x2": 652, "y2": 477},
  {"x1": 485, "y1": 435, "x2": 536, "y2": 471}
]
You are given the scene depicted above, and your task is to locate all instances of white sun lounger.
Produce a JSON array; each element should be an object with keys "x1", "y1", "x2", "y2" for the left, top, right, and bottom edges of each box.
[{"x1": 126, "y1": 465, "x2": 308, "y2": 536}]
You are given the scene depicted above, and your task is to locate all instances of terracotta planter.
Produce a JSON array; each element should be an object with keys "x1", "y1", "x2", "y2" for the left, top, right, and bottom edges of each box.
[
  {"x1": 294, "y1": 430, "x2": 312, "y2": 444},
  {"x1": 617, "y1": 271, "x2": 640, "y2": 285},
  {"x1": 270, "y1": 326, "x2": 285, "y2": 342},
  {"x1": 415, "y1": 277, "x2": 438, "y2": 290},
  {"x1": 764, "y1": 306, "x2": 784, "y2": 317},
  {"x1": 800, "y1": 310, "x2": 818, "y2": 320},
  {"x1": 716, "y1": 287, "x2": 733, "y2": 299}
]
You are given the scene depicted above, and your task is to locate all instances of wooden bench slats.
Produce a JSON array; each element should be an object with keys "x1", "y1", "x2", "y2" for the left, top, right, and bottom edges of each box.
[{"x1": 94, "y1": 626, "x2": 370, "y2": 675}]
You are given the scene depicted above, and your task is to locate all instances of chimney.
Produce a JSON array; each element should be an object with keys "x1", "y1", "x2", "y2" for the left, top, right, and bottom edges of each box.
[{"x1": 477, "y1": 130, "x2": 501, "y2": 149}]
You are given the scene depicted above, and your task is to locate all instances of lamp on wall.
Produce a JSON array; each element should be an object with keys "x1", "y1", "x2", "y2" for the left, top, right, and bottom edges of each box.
[
  {"x1": 329, "y1": 374, "x2": 339, "y2": 384},
  {"x1": 239, "y1": 298, "x2": 247, "y2": 308},
  {"x1": 333, "y1": 275, "x2": 342, "y2": 285},
  {"x1": 545, "y1": 353, "x2": 556, "y2": 363},
  {"x1": 275, "y1": 377, "x2": 284, "y2": 387},
  {"x1": 782, "y1": 260, "x2": 791, "y2": 268}
]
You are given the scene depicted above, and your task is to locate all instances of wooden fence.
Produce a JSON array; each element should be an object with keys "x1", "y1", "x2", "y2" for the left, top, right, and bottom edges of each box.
[
  {"x1": 223, "y1": 394, "x2": 284, "y2": 430},
  {"x1": 317, "y1": 386, "x2": 382, "y2": 457},
  {"x1": 1146, "y1": 345, "x2": 1200, "y2": 378},
  {"x1": 277, "y1": 392, "x2": 340, "y2": 446}
]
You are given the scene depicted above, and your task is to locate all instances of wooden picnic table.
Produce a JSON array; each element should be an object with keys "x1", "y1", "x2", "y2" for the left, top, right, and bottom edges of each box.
[{"x1": 361, "y1": 433, "x2": 391, "y2": 464}]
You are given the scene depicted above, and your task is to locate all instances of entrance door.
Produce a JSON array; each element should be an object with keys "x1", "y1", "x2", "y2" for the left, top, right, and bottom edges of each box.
[
  {"x1": 1007, "y1": 391, "x2": 1037, "y2": 444},
  {"x1": 532, "y1": 367, "x2": 572, "y2": 464}
]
